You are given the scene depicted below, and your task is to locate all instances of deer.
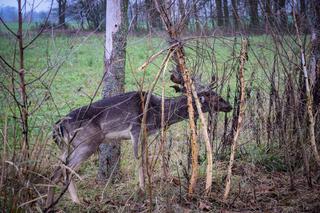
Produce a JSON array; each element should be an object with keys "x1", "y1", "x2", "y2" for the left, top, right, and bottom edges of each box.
[{"x1": 45, "y1": 72, "x2": 232, "y2": 210}]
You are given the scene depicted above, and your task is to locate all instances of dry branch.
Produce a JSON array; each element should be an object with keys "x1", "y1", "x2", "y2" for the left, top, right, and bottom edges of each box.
[
  {"x1": 190, "y1": 83, "x2": 213, "y2": 195},
  {"x1": 154, "y1": 0, "x2": 200, "y2": 195},
  {"x1": 223, "y1": 38, "x2": 248, "y2": 202},
  {"x1": 292, "y1": 4, "x2": 320, "y2": 167}
]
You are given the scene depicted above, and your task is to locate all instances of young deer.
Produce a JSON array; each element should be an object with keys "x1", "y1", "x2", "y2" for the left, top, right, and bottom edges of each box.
[{"x1": 46, "y1": 75, "x2": 232, "y2": 209}]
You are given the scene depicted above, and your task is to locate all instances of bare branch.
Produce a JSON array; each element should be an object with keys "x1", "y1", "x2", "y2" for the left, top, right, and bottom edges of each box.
[
  {"x1": 23, "y1": 0, "x2": 54, "y2": 50},
  {"x1": 0, "y1": 16, "x2": 18, "y2": 38},
  {"x1": 0, "y1": 55, "x2": 19, "y2": 74}
]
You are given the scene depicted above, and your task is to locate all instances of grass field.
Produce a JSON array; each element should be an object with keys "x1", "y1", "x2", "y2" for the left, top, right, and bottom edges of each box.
[
  {"x1": 0, "y1": 30, "x2": 275, "y2": 123},
  {"x1": 2, "y1": 29, "x2": 319, "y2": 212}
]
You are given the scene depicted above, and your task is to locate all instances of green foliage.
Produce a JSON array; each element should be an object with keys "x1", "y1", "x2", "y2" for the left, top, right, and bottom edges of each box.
[{"x1": 245, "y1": 144, "x2": 287, "y2": 172}]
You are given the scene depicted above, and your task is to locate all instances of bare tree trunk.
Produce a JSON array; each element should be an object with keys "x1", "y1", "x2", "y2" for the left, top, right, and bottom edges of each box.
[
  {"x1": 190, "y1": 84, "x2": 213, "y2": 195},
  {"x1": 132, "y1": 0, "x2": 139, "y2": 32},
  {"x1": 223, "y1": 38, "x2": 248, "y2": 202},
  {"x1": 216, "y1": 0, "x2": 224, "y2": 27},
  {"x1": 209, "y1": 0, "x2": 215, "y2": 29},
  {"x1": 193, "y1": 0, "x2": 201, "y2": 33},
  {"x1": 178, "y1": 0, "x2": 191, "y2": 32},
  {"x1": 223, "y1": 0, "x2": 230, "y2": 27},
  {"x1": 293, "y1": 4, "x2": 320, "y2": 167},
  {"x1": 274, "y1": 0, "x2": 287, "y2": 29},
  {"x1": 279, "y1": 0, "x2": 287, "y2": 26},
  {"x1": 231, "y1": 0, "x2": 239, "y2": 30},
  {"x1": 97, "y1": 0, "x2": 129, "y2": 183},
  {"x1": 154, "y1": 0, "x2": 199, "y2": 195},
  {"x1": 309, "y1": 0, "x2": 320, "y2": 145},
  {"x1": 248, "y1": 0, "x2": 259, "y2": 31},
  {"x1": 178, "y1": 0, "x2": 189, "y2": 28},
  {"x1": 264, "y1": 0, "x2": 272, "y2": 33},
  {"x1": 18, "y1": 0, "x2": 29, "y2": 154},
  {"x1": 309, "y1": 0, "x2": 320, "y2": 107},
  {"x1": 146, "y1": 0, "x2": 161, "y2": 32},
  {"x1": 57, "y1": 0, "x2": 67, "y2": 28}
]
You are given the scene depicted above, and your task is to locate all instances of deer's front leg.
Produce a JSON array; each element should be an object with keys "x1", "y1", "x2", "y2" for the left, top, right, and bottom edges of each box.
[{"x1": 130, "y1": 130, "x2": 145, "y2": 191}]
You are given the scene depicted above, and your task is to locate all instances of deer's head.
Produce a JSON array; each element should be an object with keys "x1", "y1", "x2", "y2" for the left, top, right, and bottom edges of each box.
[
  {"x1": 197, "y1": 90, "x2": 233, "y2": 113},
  {"x1": 170, "y1": 69, "x2": 232, "y2": 113}
]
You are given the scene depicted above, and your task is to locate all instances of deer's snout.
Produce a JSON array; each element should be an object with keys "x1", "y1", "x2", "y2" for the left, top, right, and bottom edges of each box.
[
  {"x1": 215, "y1": 98, "x2": 233, "y2": 112},
  {"x1": 221, "y1": 103, "x2": 233, "y2": 112}
]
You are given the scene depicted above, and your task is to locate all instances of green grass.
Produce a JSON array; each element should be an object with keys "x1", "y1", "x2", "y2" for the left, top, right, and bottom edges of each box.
[{"x1": 0, "y1": 31, "x2": 282, "y2": 146}]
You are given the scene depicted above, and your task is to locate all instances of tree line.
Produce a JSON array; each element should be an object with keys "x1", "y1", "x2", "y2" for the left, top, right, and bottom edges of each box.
[{"x1": 52, "y1": 0, "x2": 308, "y2": 34}]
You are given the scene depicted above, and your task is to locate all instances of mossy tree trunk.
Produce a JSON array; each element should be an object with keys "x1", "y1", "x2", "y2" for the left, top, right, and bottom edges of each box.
[{"x1": 97, "y1": 0, "x2": 129, "y2": 183}]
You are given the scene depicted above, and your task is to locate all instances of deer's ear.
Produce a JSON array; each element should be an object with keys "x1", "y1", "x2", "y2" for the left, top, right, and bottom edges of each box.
[{"x1": 200, "y1": 96, "x2": 205, "y2": 103}]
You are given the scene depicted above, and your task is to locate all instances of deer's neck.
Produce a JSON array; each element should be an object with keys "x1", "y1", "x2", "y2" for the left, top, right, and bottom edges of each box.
[{"x1": 164, "y1": 95, "x2": 207, "y2": 126}]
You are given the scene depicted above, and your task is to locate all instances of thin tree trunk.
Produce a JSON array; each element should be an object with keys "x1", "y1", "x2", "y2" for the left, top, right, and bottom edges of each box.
[
  {"x1": 177, "y1": 52, "x2": 199, "y2": 196},
  {"x1": 209, "y1": 0, "x2": 215, "y2": 29},
  {"x1": 18, "y1": 0, "x2": 29, "y2": 154},
  {"x1": 309, "y1": 0, "x2": 320, "y2": 145},
  {"x1": 293, "y1": 5, "x2": 320, "y2": 167},
  {"x1": 154, "y1": 0, "x2": 199, "y2": 195},
  {"x1": 98, "y1": 0, "x2": 129, "y2": 183},
  {"x1": 216, "y1": 0, "x2": 224, "y2": 27},
  {"x1": 265, "y1": 0, "x2": 272, "y2": 33},
  {"x1": 146, "y1": 0, "x2": 161, "y2": 31},
  {"x1": 278, "y1": 0, "x2": 287, "y2": 26},
  {"x1": 223, "y1": 0, "x2": 230, "y2": 27},
  {"x1": 132, "y1": 0, "x2": 138, "y2": 32},
  {"x1": 248, "y1": 0, "x2": 259, "y2": 31},
  {"x1": 223, "y1": 38, "x2": 248, "y2": 201},
  {"x1": 57, "y1": 0, "x2": 67, "y2": 28},
  {"x1": 309, "y1": 0, "x2": 320, "y2": 107},
  {"x1": 190, "y1": 84, "x2": 213, "y2": 195},
  {"x1": 193, "y1": 0, "x2": 201, "y2": 33},
  {"x1": 231, "y1": 0, "x2": 239, "y2": 30},
  {"x1": 178, "y1": 0, "x2": 189, "y2": 29},
  {"x1": 274, "y1": 0, "x2": 287, "y2": 28}
]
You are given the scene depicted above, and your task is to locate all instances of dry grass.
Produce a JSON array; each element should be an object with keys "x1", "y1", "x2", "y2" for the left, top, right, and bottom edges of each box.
[
  {"x1": 48, "y1": 157, "x2": 320, "y2": 212},
  {"x1": 31, "y1": 126, "x2": 317, "y2": 212},
  {"x1": 1, "y1": 117, "x2": 319, "y2": 212}
]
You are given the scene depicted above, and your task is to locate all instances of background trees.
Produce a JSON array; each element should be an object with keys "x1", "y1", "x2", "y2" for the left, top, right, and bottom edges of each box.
[
  {"x1": 101, "y1": 0, "x2": 303, "y2": 34},
  {"x1": 15, "y1": 0, "x2": 314, "y2": 36}
]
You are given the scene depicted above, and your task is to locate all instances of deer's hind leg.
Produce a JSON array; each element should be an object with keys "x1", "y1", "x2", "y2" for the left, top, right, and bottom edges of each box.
[
  {"x1": 64, "y1": 131, "x2": 104, "y2": 203},
  {"x1": 46, "y1": 127, "x2": 104, "y2": 208}
]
